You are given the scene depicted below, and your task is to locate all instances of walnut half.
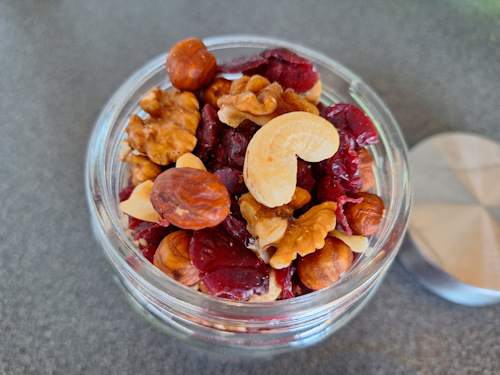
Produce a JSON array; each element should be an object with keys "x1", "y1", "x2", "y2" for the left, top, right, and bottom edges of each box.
[{"x1": 126, "y1": 88, "x2": 201, "y2": 165}]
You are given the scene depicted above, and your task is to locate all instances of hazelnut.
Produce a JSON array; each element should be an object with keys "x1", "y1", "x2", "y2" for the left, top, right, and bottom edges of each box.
[
  {"x1": 154, "y1": 231, "x2": 200, "y2": 286},
  {"x1": 344, "y1": 192, "x2": 385, "y2": 236},
  {"x1": 165, "y1": 38, "x2": 216, "y2": 91},
  {"x1": 297, "y1": 237, "x2": 353, "y2": 290}
]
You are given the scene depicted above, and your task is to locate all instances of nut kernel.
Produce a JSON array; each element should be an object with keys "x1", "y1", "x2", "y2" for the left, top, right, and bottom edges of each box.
[
  {"x1": 154, "y1": 230, "x2": 200, "y2": 286},
  {"x1": 298, "y1": 237, "x2": 353, "y2": 290},
  {"x1": 119, "y1": 180, "x2": 160, "y2": 223},
  {"x1": 175, "y1": 153, "x2": 206, "y2": 171},
  {"x1": 150, "y1": 168, "x2": 230, "y2": 230},
  {"x1": 344, "y1": 192, "x2": 385, "y2": 236},
  {"x1": 165, "y1": 38, "x2": 216, "y2": 91},
  {"x1": 243, "y1": 111, "x2": 339, "y2": 208}
]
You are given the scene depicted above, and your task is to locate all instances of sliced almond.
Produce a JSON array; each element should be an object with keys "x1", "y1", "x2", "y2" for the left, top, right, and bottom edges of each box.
[
  {"x1": 328, "y1": 229, "x2": 369, "y2": 253},
  {"x1": 119, "y1": 180, "x2": 160, "y2": 222}
]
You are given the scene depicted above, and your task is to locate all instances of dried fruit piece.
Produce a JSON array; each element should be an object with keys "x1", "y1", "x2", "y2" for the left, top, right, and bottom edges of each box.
[
  {"x1": 193, "y1": 104, "x2": 224, "y2": 163},
  {"x1": 320, "y1": 103, "x2": 378, "y2": 148},
  {"x1": 165, "y1": 37, "x2": 217, "y2": 91},
  {"x1": 175, "y1": 153, "x2": 206, "y2": 170},
  {"x1": 243, "y1": 111, "x2": 339, "y2": 208},
  {"x1": 297, "y1": 237, "x2": 353, "y2": 290},
  {"x1": 215, "y1": 123, "x2": 259, "y2": 169},
  {"x1": 126, "y1": 88, "x2": 200, "y2": 165},
  {"x1": 190, "y1": 227, "x2": 268, "y2": 300},
  {"x1": 119, "y1": 180, "x2": 161, "y2": 223},
  {"x1": 270, "y1": 201, "x2": 337, "y2": 269},
  {"x1": 344, "y1": 192, "x2": 385, "y2": 235},
  {"x1": 218, "y1": 48, "x2": 319, "y2": 93},
  {"x1": 150, "y1": 168, "x2": 230, "y2": 230},
  {"x1": 217, "y1": 75, "x2": 318, "y2": 128},
  {"x1": 154, "y1": 230, "x2": 200, "y2": 286},
  {"x1": 248, "y1": 269, "x2": 281, "y2": 302}
]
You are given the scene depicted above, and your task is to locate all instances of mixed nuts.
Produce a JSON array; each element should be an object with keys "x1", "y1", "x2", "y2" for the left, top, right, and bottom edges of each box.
[{"x1": 119, "y1": 37, "x2": 385, "y2": 301}]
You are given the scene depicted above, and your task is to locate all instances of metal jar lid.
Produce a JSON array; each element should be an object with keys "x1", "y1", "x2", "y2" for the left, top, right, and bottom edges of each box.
[{"x1": 398, "y1": 132, "x2": 500, "y2": 306}]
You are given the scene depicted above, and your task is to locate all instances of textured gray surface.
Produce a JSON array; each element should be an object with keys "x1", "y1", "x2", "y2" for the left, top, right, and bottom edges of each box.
[{"x1": 1, "y1": 0, "x2": 499, "y2": 374}]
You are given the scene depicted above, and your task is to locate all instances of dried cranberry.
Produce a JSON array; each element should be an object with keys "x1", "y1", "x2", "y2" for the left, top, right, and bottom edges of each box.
[
  {"x1": 215, "y1": 123, "x2": 259, "y2": 169},
  {"x1": 296, "y1": 158, "x2": 316, "y2": 192},
  {"x1": 218, "y1": 48, "x2": 319, "y2": 93},
  {"x1": 335, "y1": 195, "x2": 364, "y2": 236},
  {"x1": 315, "y1": 129, "x2": 361, "y2": 195},
  {"x1": 221, "y1": 214, "x2": 255, "y2": 247},
  {"x1": 275, "y1": 265, "x2": 295, "y2": 299},
  {"x1": 193, "y1": 104, "x2": 224, "y2": 162},
  {"x1": 320, "y1": 104, "x2": 378, "y2": 148},
  {"x1": 133, "y1": 221, "x2": 177, "y2": 246},
  {"x1": 141, "y1": 244, "x2": 158, "y2": 264},
  {"x1": 213, "y1": 167, "x2": 248, "y2": 196},
  {"x1": 315, "y1": 176, "x2": 345, "y2": 203},
  {"x1": 119, "y1": 184, "x2": 134, "y2": 202},
  {"x1": 190, "y1": 227, "x2": 268, "y2": 300},
  {"x1": 128, "y1": 216, "x2": 143, "y2": 231},
  {"x1": 201, "y1": 267, "x2": 267, "y2": 301},
  {"x1": 217, "y1": 54, "x2": 268, "y2": 74}
]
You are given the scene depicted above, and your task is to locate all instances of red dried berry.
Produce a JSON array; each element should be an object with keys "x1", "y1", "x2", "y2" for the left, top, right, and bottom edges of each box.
[
  {"x1": 320, "y1": 104, "x2": 379, "y2": 148},
  {"x1": 221, "y1": 214, "x2": 255, "y2": 248},
  {"x1": 218, "y1": 48, "x2": 319, "y2": 93},
  {"x1": 189, "y1": 227, "x2": 268, "y2": 300},
  {"x1": 275, "y1": 265, "x2": 295, "y2": 299},
  {"x1": 215, "y1": 123, "x2": 259, "y2": 169},
  {"x1": 193, "y1": 104, "x2": 224, "y2": 162},
  {"x1": 213, "y1": 167, "x2": 248, "y2": 196},
  {"x1": 315, "y1": 176, "x2": 345, "y2": 204},
  {"x1": 296, "y1": 158, "x2": 316, "y2": 192}
]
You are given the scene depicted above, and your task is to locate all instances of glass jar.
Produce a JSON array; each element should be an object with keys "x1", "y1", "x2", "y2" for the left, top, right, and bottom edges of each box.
[{"x1": 85, "y1": 35, "x2": 412, "y2": 356}]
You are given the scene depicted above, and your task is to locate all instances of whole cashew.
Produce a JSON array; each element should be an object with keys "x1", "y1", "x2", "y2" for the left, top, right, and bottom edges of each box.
[{"x1": 243, "y1": 111, "x2": 339, "y2": 207}]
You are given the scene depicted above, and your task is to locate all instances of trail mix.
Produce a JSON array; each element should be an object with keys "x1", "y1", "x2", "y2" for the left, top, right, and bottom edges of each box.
[{"x1": 119, "y1": 37, "x2": 385, "y2": 301}]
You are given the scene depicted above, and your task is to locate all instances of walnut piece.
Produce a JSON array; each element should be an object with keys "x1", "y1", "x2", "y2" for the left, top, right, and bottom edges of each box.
[
  {"x1": 270, "y1": 201, "x2": 337, "y2": 269},
  {"x1": 126, "y1": 87, "x2": 201, "y2": 165},
  {"x1": 239, "y1": 187, "x2": 311, "y2": 251},
  {"x1": 217, "y1": 75, "x2": 319, "y2": 128},
  {"x1": 240, "y1": 188, "x2": 337, "y2": 269},
  {"x1": 119, "y1": 140, "x2": 162, "y2": 185}
]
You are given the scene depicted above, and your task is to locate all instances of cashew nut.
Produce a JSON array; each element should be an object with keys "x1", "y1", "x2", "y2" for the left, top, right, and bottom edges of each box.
[{"x1": 243, "y1": 111, "x2": 339, "y2": 207}]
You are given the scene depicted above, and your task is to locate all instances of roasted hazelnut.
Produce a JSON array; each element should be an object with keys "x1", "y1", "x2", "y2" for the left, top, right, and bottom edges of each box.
[
  {"x1": 154, "y1": 230, "x2": 200, "y2": 286},
  {"x1": 297, "y1": 237, "x2": 353, "y2": 290},
  {"x1": 165, "y1": 37, "x2": 217, "y2": 91},
  {"x1": 150, "y1": 168, "x2": 230, "y2": 230},
  {"x1": 344, "y1": 192, "x2": 384, "y2": 236}
]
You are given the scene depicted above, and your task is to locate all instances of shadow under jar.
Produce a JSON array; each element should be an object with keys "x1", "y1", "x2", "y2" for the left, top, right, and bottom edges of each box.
[{"x1": 85, "y1": 35, "x2": 412, "y2": 356}]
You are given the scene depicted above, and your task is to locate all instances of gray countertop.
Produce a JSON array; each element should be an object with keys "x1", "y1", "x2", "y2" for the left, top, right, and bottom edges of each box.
[{"x1": 1, "y1": 1, "x2": 499, "y2": 374}]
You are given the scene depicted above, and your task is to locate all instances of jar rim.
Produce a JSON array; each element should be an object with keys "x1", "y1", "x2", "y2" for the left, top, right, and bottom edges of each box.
[{"x1": 85, "y1": 35, "x2": 412, "y2": 318}]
